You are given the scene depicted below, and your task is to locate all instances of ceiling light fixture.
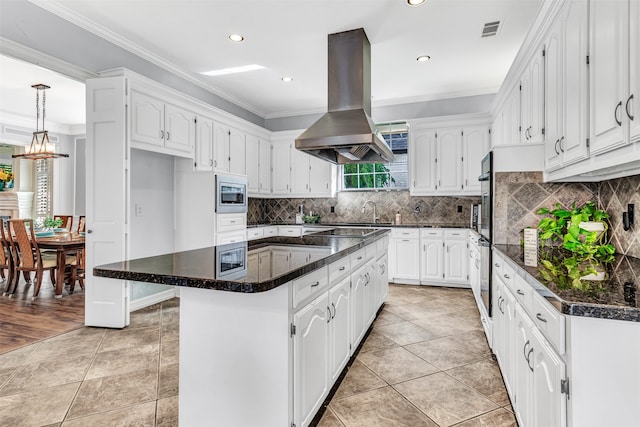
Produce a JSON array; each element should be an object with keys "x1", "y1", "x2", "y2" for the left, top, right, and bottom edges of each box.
[
  {"x1": 281, "y1": 76, "x2": 293, "y2": 82},
  {"x1": 13, "y1": 84, "x2": 69, "y2": 160},
  {"x1": 407, "y1": 0, "x2": 426, "y2": 6},
  {"x1": 201, "y1": 64, "x2": 265, "y2": 76},
  {"x1": 417, "y1": 55, "x2": 431, "y2": 62},
  {"x1": 228, "y1": 34, "x2": 244, "y2": 42}
]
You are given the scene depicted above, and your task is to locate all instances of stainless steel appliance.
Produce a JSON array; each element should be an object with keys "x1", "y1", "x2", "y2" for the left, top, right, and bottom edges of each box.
[
  {"x1": 215, "y1": 241, "x2": 248, "y2": 280},
  {"x1": 215, "y1": 174, "x2": 247, "y2": 213},
  {"x1": 470, "y1": 203, "x2": 480, "y2": 232},
  {"x1": 478, "y1": 151, "x2": 493, "y2": 317}
]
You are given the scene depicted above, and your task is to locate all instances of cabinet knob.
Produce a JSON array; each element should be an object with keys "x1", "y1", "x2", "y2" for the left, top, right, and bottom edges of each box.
[{"x1": 86, "y1": 229, "x2": 93, "y2": 234}]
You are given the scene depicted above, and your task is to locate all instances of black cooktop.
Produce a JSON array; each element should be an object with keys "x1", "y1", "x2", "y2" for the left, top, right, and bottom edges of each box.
[{"x1": 307, "y1": 228, "x2": 377, "y2": 238}]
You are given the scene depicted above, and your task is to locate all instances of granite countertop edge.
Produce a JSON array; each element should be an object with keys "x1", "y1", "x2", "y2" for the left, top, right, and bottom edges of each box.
[
  {"x1": 247, "y1": 222, "x2": 470, "y2": 229},
  {"x1": 493, "y1": 244, "x2": 640, "y2": 322},
  {"x1": 94, "y1": 230, "x2": 390, "y2": 294}
]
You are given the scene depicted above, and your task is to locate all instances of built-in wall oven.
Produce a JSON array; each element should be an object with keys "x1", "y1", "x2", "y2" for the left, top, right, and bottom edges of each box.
[
  {"x1": 478, "y1": 152, "x2": 493, "y2": 317},
  {"x1": 216, "y1": 174, "x2": 247, "y2": 213},
  {"x1": 215, "y1": 241, "x2": 248, "y2": 280}
]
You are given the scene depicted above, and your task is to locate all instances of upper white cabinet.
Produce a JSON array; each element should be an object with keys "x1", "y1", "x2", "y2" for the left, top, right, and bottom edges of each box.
[
  {"x1": 590, "y1": 0, "x2": 639, "y2": 154},
  {"x1": 545, "y1": 0, "x2": 590, "y2": 172},
  {"x1": 213, "y1": 123, "x2": 246, "y2": 175},
  {"x1": 520, "y1": 47, "x2": 545, "y2": 144},
  {"x1": 246, "y1": 134, "x2": 271, "y2": 196},
  {"x1": 272, "y1": 141, "x2": 291, "y2": 194},
  {"x1": 130, "y1": 89, "x2": 195, "y2": 157},
  {"x1": 194, "y1": 116, "x2": 214, "y2": 171},
  {"x1": 410, "y1": 121, "x2": 489, "y2": 196}
]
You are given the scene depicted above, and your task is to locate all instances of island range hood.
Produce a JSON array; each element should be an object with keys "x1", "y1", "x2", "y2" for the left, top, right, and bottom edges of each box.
[{"x1": 295, "y1": 28, "x2": 394, "y2": 164}]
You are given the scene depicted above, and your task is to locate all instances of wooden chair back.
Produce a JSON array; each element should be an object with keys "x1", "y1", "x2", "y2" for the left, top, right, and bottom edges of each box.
[
  {"x1": 54, "y1": 215, "x2": 73, "y2": 231},
  {"x1": 77, "y1": 215, "x2": 86, "y2": 233},
  {"x1": 7, "y1": 219, "x2": 37, "y2": 269}
]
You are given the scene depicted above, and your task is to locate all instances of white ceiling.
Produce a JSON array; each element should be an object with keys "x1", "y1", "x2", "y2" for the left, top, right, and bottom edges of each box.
[{"x1": 0, "y1": 0, "x2": 543, "y2": 126}]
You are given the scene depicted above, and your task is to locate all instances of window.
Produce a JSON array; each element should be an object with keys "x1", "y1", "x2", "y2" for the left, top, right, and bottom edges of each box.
[{"x1": 341, "y1": 122, "x2": 409, "y2": 190}]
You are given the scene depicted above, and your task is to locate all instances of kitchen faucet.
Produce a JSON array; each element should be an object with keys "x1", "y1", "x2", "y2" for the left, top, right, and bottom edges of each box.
[{"x1": 361, "y1": 200, "x2": 378, "y2": 224}]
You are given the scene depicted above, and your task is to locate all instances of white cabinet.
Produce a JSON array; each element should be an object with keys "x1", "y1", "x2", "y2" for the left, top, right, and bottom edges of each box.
[
  {"x1": 291, "y1": 146, "x2": 310, "y2": 195},
  {"x1": 245, "y1": 134, "x2": 260, "y2": 193},
  {"x1": 309, "y1": 155, "x2": 332, "y2": 196},
  {"x1": 194, "y1": 116, "x2": 214, "y2": 171},
  {"x1": 389, "y1": 229, "x2": 420, "y2": 283},
  {"x1": 213, "y1": 123, "x2": 246, "y2": 174},
  {"x1": 514, "y1": 304, "x2": 535, "y2": 427},
  {"x1": 411, "y1": 125, "x2": 488, "y2": 195},
  {"x1": 462, "y1": 126, "x2": 489, "y2": 193},
  {"x1": 545, "y1": 0, "x2": 590, "y2": 172},
  {"x1": 292, "y1": 292, "x2": 329, "y2": 427},
  {"x1": 492, "y1": 274, "x2": 516, "y2": 396},
  {"x1": 520, "y1": 48, "x2": 545, "y2": 144},
  {"x1": 420, "y1": 229, "x2": 444, "y2": 282},
  {"x1": 530, "y1": 327, "x2": 567, "y2": 427},
  {"x1": 505, "y1": 85, "x2": 522, "y2": 145},
  {"x1": 286, "y1": 142, "x2": 334, "y2": 197},
  {"x1": 258, "y1": 139, "x2": 272, "y2": 195},
  {"x1": 351, "y1": 262, "x2": 369, "y2": 347},
  {"x1": 130, "y1": 89, "x2": 195, "y2": 157},
  {"x1": 590, "y1": 0, "x2": 639, "y2": 154},
  {"x1": 444, "y1": 231, "x2": 468, "y2": 284},
  {"x1": 328, "y1": 276, "x2": 351, "y2": 383},
  {"x1": 271, "y1": 249, "x2": 291, "y2": 277},
  {"x1": 272, "y1": 142, "x2": 291, "y2": 194}
]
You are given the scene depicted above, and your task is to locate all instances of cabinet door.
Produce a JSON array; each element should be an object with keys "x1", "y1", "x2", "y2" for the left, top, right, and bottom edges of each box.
[
  {"x1": 444, "y1": 238, "x2": 468, "y2": 283},
  {"x1": 462, "y1": 126, "x2": 488, "y2": 193},
  {"x1": 329, "y1": 276, "x2": 351, "y2": 383},
  {"x1": 377, "y1": 254, "x2": 388, "y2": 306},
  {"x1": 290, "y1": 145, "x2": 311, "y2": 195},
  {"x1": 420, "y1": 237, "x2": 443, "y2": 282},
  {"x1": 293, "y1": 293, "x2": 329, "y2": 427},
  {"x1": 271, "y1": 249, "x2": 290, "y2": 277},
  {"x1": 393, "y1": 238, "x2": 420, "y2": 281},
  {"x1": 630, "y1": 0, "x2": 640, "y2": 143},
  {"x1": 514, "y1": 304, "x2": 534, "y2": 427},
  {"x1": 130, "y1": 90, "x2": 164, "y2": 148},
  {"x1": 437, "y1": 129, "x2": 463, "y2": 192},
  {"x1": 544, "y1": 19, "x2": 564, "y2": 172},
  {"x1": 309, "y1": 154, "x2": 332, "y2": 196},
  {"x1": 213, "y1": 122, "x2": 229, "y2": 172},
  {"x1": 246, "y1": 253, "x2": 259, "y2": 282},
  {"x1": 245, "y1": 134, "x2": 260, "y2": 194},
  {"x1": 561, "y1": 0, "x2": 590, "y2": 166},
  {"x1": 590, "y1": 0, "x2": 629, "y2": 154},
  {"x1": 290, "y1": 250, "x2": 310, "y2": 270},
  {"x1": 271, "y1": 142, "x2": 291, "y2": 194},
  {"x1": 411, "y1": 129, "x2": 437, "y2": 193},
  {"x1": 492, "y1": 278, "x2": 505, "y2": 365},
  {"x1": 164, "y1": 103, "x2": 194, "y2": 154},
  {"x1": 491, "y1": 112, "x2": 503, "y2": 146},
  {"x1": 531, "y1": 327, "x2": 567, "y2": 427},
  {"x1": 520, "y1": 72, "x2": 530, "y2": 144},
  {"x1": 258, "y1": 140, "x2": 272, "y2": 194},
  {"x1": 195, "y1": 117, "x2": 214, "y2": 171},
  {"x1": 351, "y1": 265, "x2": 368, "y2": 347},
  {"x1": 528, "y1": 48, "x2": 545, "y2": 144},
  {"x1": 258, "y1": 251, "x2": 271, "y2": 280},
  {"x1": 507, "y1": 86, "x2": 521, "y2": 144},
  {"x1": 228, "y1": 127, "x2": 246, "y2": 175},
  {"x1": 366, "y1": 261, "x2": 378, "y2": 325}
]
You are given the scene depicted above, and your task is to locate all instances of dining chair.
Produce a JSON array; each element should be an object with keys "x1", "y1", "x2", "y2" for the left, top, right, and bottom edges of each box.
[
  {"x1": 54, "y1": 215, "x2": 74, "y2": 231},
  {"x1": 0, "y1": 219, "x2": 11, "y2": 293},
  {"x1": 69, "y1": 246, "x2": 85, "y2": 293},
  {"x1": 77, "y1": 215, "x2": 86, "y2": 233},
  {"x1": 6, "y1": 219, "x2": 59, "y2": 299}
]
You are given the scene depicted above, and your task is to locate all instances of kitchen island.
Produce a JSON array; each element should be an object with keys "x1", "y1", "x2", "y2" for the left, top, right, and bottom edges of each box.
[{"x1": 94, "y1": 229, "x2": 390, "y2": 427}]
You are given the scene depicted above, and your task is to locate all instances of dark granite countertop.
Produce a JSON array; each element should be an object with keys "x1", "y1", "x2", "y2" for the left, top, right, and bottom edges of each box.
[
  {"x1": 94, "y1": 230, "x2": 390, "y2": 293},
  {"x1": 247, "y1": 222, "x2": 469, "y2": 229},
  {"x1": 494, "y1": 244, "x2": 640, "y2": 322}
]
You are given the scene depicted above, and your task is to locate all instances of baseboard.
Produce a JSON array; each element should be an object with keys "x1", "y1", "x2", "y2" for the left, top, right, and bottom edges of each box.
[{"x1": 130, "y1": 288, "x2": 178, "y2": 311}]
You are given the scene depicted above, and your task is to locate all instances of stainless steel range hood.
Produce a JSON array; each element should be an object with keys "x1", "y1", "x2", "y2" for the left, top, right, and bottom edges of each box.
[{"x1": 295, "y1": 28, "x2": 394, "y2": 164}]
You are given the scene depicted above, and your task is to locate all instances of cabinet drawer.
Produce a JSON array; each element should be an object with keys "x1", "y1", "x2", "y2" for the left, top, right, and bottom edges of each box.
[
  {"x1": 292, "y1": 266, "x2": 328, "y2": 309},
  {"x1": 263, "y1": 226, "x2": 278, "y2": 237},
  {"x1": 420, "y1": 228, "x2": 444, "y2": 238},
  {"x1": 279, "y1": 226, "x2": 302, "y2": 237},
  {"x1": 510, "y1": 273, "x2": 533, "y2": 309},
  {"x1": 217, "y1": 213, "x2": 246, "y2": 231},
  {"x1": 500, "y1": 259, "x2": 515, "y2": 289},
  {"x1": 216, "y1": 230, "x2": 246, "y2": 245},
  {"x1": 246, "y1": 228, "x2": 264, "y2": 240},
  {"x1": 329, "y1": 258, "x2": 351, "y2": 284},
  {"x1": 531, "y1": 292, "x2": 565, "y2": 354},
  {"x1": 492, "y1": 251, "x2": 505, "y2": 278},
  {"x1": 392, "y1": 228, "x2": 420, "y2": 239},
  {"x1": 444, "y1": 229, "x2": 467, "y2": 239},
  {"x1": 350, "y1": 248, "x2": 367, "y2": 268},
  {"x1": 376, "y1": 236, "x2": 389, "y2": 256}
]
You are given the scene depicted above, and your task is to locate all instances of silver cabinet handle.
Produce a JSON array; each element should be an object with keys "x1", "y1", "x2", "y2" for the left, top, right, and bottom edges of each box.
[
  {"x1": 536, "y1": 313, "x2": 547, "y2": 323},
  {"x1": 209, "y1": 159, "x2": 213, "y2": 166},
  {"x1": 523, "y1": 339, "x2": 531, "y2": 362},
  {"x1": 495, "y1": 263, "x2": 500, "y2": 268},
  {"x1": 503, "y1": 273, "x2": 510, "y2": 279},
  {"x1": 166, "y1": 131, "x2": 170, "y2": 140},
  {"x1": 327, "y1": 306, "x2": 331, "y2": 323},
  {"x1": 615, "y1": 101, "x2": 623, "y2": 126},
  {"x1": 517, "y1": 289, "x2": 525, "y2": 296},
  {"x1": 357, "y1": 256, "x2": 362, "y2": 260},
  {"x1": 160, "y1": 130, "x2": 165, "y2": 139},
  {"x1": 331, "y1": 302, "x2": 336, "y2": 319},
  {"x1": 559, "y1": 136, "x2": 565, "y2": 152},
  {"x1": 339, "y1": 266, "x2": 345, "y2": 271},
  {"x1": 626, "y1": 94, "x2": 635, "y2": 120},
  {"x1": 311, "y1": 281, "x2": 320, "y2": 287},
  {"x1": 554, "y1": 139, "x2": 560, "y2": 155}
]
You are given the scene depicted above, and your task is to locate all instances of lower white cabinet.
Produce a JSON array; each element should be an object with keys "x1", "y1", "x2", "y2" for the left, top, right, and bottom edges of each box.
[
  {"x1": 328, "y1": 275, "x2": 352, "y2": 383},
  {"x1": 420, "y1": 229, "x2": 444, "y2": 282},
  {"x1": 350, "y1": 261, "x2": 371, "y2": 348},
  {"x1": 444, "y1": 231, "x2": 468, "y2": 284},
  {"x1": 389, "y1": 229, "x2": 420, "y2": 283}
]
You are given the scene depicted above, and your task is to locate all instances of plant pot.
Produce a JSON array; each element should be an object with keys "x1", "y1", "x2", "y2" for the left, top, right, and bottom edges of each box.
[{"x1": 580, "y1": 262, "x2": 606, "y2": 281}]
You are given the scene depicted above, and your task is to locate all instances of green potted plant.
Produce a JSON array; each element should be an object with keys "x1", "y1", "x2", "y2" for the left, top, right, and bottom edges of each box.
[{"x1": 536, "y1": 202, "x2": 616, "y2": 290}]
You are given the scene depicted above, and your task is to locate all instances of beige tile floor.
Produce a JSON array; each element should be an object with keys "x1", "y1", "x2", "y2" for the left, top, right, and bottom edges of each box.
[{"x1": 0, "y1": 285, "x2": 515, "y2": 427}]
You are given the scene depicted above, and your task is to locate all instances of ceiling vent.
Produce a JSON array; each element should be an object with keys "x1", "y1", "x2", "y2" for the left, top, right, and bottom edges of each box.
[{"x1": 481, "y1": 21, "x2": 501, "y2": 38}]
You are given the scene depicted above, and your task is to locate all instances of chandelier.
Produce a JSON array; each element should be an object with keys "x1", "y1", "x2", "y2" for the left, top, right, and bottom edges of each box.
[{"x1": 12, "y1": 84, "x2": 69, "y2": 160}]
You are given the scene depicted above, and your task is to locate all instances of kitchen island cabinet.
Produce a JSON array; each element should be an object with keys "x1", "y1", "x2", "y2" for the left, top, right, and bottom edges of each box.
[{"x1": 94, "y1": 231, "x2": 389, "y2": 427}]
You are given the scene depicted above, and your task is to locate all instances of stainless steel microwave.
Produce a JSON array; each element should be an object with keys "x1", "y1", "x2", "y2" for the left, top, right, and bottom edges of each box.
[
  {"x1": 215, "y1": 241, "x2": 248, "y2": 280},
  {"x1": 216, "y1": 174, "x2": 247, "y2": 213}
]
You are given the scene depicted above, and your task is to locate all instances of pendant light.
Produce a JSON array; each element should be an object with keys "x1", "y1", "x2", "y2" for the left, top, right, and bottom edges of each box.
[{"x1": 12, "y1": 84, "x2": 69, "y2": 160}]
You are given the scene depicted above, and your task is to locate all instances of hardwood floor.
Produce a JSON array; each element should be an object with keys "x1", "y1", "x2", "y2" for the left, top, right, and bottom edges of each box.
[{"x1": 0, "y1": 277, "x2": 84, "y2": 354}]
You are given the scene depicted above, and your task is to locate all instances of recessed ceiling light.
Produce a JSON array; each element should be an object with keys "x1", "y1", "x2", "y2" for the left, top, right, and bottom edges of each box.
[
  {"x1": 407, "y1": 0, "x2": 426, "y2": 6},
  {"x1": 201, "y1": 64, "x2": 264, "y2": 76},
  {"x1": 417, "y1": 55, "x2": 431, "y2": 62},
  {"x1": 281, "y1": 76, "x2": 293, "y2": 82},
  {"x1": 228, "y1": 34, "x2": 244, "y2": 42}
]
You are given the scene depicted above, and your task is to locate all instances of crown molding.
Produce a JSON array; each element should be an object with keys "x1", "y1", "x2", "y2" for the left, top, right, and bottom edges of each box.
[{"x1": 29, "y1": 0, "x2": 267, "y2": 118}]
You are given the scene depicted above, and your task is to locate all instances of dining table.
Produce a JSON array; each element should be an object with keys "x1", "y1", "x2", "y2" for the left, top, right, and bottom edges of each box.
[{"x1": 35, "y1": 232, "x2": 85, "y2": 298}]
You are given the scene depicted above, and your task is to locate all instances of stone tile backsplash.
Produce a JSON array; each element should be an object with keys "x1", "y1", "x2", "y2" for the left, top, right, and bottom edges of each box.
[
  {"x1": 599, "y1": 174, "x2": 640, "y2": 258},
  {"x1": 249, "y1": 191, "x2": 480, "y2": 227}
]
